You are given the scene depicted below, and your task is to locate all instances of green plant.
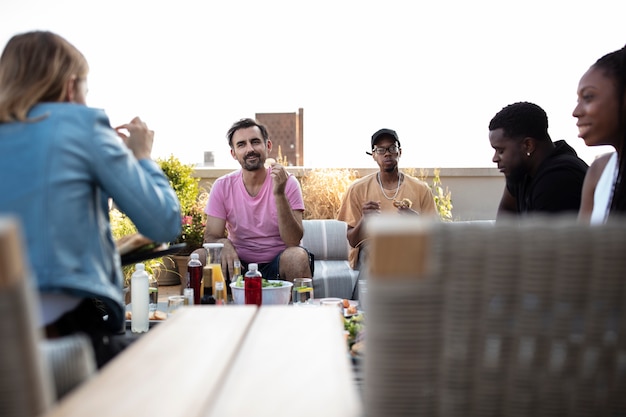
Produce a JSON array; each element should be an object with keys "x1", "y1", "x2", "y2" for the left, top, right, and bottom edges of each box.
[
  {"x1": 157, "y1": 155, "x2": 209, "y2": 255},
  {"x1": 157, "y1": 155, "x2": 201, "y2": 215},
  {"x1": 418, "y1": 168, "x2": 453, "y2": 221}
]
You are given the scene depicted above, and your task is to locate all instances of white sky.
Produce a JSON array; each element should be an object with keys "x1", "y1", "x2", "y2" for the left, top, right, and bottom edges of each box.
[{"x1": 2, "y1": 0, "x2": 625, "y2": 169}]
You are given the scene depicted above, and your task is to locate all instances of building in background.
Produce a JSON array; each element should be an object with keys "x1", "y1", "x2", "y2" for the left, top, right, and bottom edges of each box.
[{"x1": 255, "y1": 108, "x2": 304, "y2": 166}]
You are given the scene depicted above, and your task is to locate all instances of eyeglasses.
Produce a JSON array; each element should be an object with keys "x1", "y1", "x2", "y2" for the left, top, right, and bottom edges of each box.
[{"x1": 372, "y1": 145, "x2": 400, "y2": 155}]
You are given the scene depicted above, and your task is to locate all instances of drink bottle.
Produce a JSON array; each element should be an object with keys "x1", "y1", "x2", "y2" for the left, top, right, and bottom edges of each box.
[
  {"x1": 131, "y1": 263, "x2": 149, "y2": 333},
  {"x1": 187, "y1": 253, "x2": 202, "y2": 305},
  {"x1": 244, "y1": 263, "x2": 262, "y2": 306}
]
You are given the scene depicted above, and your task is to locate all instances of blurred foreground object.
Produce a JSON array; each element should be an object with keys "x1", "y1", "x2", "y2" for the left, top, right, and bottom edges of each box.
[{"x1": 365, "y1": 215, "x2": 626, "y2": 417}]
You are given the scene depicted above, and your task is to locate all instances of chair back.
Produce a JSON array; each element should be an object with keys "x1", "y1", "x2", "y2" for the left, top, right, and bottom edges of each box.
[
  {"x1": 364, "y1": 215, "x2": 626, "y2": 417},
  {"x1": 0, "y1": 216, "x2": 55, "y2": 416}
]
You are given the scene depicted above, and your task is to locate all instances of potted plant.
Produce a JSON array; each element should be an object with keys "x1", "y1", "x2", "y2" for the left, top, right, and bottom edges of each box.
[{"x1": 157, "y1": 155, "x2": 209, "y2": 283}]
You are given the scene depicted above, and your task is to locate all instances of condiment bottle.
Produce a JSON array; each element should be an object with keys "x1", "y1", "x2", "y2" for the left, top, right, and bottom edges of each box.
[
  {"x1": 187, "y1": 253, "x2": 202, "y2": 305},
  {"x1": 131, "y1": 263, "x2": 149, "y2": 333},
  {"x1": 244, "y1": 263, "x2": 262, "y2": 306}
]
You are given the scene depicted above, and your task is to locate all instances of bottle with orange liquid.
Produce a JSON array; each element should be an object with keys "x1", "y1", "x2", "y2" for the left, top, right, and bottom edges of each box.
[{"x1": 203, "y1": 243, "x2": 227, "y2": 305}]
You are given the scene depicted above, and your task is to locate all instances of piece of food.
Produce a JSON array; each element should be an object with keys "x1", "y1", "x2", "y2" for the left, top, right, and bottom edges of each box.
[
  {"x1": 127, "y1": 310, "x2": 167, "y2": 321},
  {"x1": 151, "y1": 311, "x2": 167, "y2": 321},
  {"x1": 346, "y1": 305, "x2": 358, "y2": 315},
  {"x1": 393, "y1": 198, "x2": 413, "y2": 209},
  {"x1": 264, "y1": 158, "x2": 276, "y2": 168},
  {"x1": 342, "y1": 299, "x2": 350, "y2": 308},
  {"x1": 116, "y1": 233, "x2": 157, "y2": 255}
]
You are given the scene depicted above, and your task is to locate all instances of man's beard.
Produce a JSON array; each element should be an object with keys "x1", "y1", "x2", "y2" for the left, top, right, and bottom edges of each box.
[
  {"x1": 383, "y1": 164, "x2": 397, "y2": 173},
  {"x1": 242, "y1": 152, "x2": 263, "y2": 171}
]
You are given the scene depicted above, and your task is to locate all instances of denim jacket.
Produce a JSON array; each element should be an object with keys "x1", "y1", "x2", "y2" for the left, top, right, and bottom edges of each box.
[{"x1": 0, "y1": 103, "x2": 181, "y2": 329}]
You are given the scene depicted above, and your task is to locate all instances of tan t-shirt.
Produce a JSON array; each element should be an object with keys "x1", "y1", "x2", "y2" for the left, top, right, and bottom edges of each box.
[{"x1": 336, "y1": 172, "x2": 438, "y2": 268}]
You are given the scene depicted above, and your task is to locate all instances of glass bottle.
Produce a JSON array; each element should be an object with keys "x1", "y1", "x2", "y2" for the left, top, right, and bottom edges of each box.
[
  {"x1": 200, "y1": 260, "x2": 214, "y2": 304},
  {"x1": 204, "y1": 243, "x2": 227, "y2": 305},
  {"x1": 148, "y1": 273, "x2": 158, "y2": 313},
  {"x1": 229, "y1": 259, "x2": 242, "y2": 302}
]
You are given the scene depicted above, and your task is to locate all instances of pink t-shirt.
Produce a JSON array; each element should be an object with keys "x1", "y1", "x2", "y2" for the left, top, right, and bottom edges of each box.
[{"x1": 206, "y1": 168, "x2": 305, "y2": 263}]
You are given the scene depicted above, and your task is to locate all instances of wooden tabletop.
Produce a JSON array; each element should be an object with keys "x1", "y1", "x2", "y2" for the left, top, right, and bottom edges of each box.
[{"x1": 43, "y1": 306, "x2": 363, "y2": 417}]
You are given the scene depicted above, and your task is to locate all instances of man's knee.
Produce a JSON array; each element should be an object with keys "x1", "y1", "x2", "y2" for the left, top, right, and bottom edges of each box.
[{"x1": 279, "y1": 247, "x2": 313, "y2": 279}]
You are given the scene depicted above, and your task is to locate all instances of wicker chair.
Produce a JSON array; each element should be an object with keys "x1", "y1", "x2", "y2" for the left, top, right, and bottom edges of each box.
[{"x1": 363, "y1": 215, "x2": 626, "y2": 417}]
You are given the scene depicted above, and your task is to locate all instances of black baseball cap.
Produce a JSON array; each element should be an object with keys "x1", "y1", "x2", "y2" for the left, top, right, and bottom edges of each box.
[{"x1": 366, "y1": 128, "x2": 401, "y2": 155}]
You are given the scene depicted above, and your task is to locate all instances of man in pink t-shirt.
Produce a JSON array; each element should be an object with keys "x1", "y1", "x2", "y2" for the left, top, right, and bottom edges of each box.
[{"x1": 200, "y1": 118, "x2": 313, "y2": 282}]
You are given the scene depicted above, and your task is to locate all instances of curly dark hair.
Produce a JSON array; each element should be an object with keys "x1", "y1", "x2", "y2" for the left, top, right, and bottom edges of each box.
[
  {"x1": 226, "y1": 118, "x2": 270, "y2": 147},
  {"x1": 488, "y1": 101, "x2": 551, "y2": 143},
  {"x1": 592, "y1": 45, "x2": 626, "y2": 213}
]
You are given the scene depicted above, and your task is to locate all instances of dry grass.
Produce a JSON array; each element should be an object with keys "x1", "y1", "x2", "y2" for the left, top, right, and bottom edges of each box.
[
  {"x1": 300, "y1": 167, "x2": 453, "y2": 221},
  {"x1": 301, "y1": 168, "x2": 360, "y2": 219}
]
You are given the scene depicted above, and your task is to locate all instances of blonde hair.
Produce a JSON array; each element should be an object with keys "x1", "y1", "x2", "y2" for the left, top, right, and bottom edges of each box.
[{"x1": 0, "y1": 31, "x2": 89, "y2": 122}]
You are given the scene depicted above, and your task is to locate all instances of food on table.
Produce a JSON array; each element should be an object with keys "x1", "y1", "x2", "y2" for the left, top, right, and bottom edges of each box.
[
  {"x1": 151, "y1": 311, "x2": 167, "y2": 320},
  {"x1": 344, "y1": 313, "x2": 365, "y2": 356},
  {"x1": 125, "y1": 310, "x2": 167, "y2": 321},
  {"x1": 116, "y1": 233, "x2": 162, "y2": 255},
  {"x1": 392, "y1": 198, "x2": 413, "y2": 209},
  {"x1": 233, "y1": 276, "x2": 284, "y2": 288},
  {"x1": 342, "y1": 298, "x2": 358, "y2": 315}
]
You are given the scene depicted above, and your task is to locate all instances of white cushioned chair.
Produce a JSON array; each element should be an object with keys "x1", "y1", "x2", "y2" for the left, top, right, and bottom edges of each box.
[{"x1": 301, "y1": 219, "x2": 359, "y2": 299}]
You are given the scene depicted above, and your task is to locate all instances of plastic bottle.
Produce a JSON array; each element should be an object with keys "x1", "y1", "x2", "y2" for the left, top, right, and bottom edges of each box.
[
  {"x1": 244, "y1": 263, "x2": 263, "y2": 306},
  {"x1": 187, "y1": 253, "x2": 202, "y2": 305},
  {"x1": 131, "y1": 263, "x2": 150, "y2": 333}
]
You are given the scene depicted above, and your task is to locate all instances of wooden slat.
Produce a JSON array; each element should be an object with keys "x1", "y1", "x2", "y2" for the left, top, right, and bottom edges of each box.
[
  {"x1": 44, "y1": 307, "x2": 257, "y2": 417},
  {"x1": 205, "y1": 306, "x2": 363, "y2": 417},
  {"x1": 0, "y1": 217, "x2": 25, "y2": 288}
]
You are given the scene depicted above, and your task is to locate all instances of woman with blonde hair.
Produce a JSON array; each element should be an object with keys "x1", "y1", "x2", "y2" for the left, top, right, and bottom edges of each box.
[{"x1": 0, "y1": 31, "x2": 181, "y2": 367}]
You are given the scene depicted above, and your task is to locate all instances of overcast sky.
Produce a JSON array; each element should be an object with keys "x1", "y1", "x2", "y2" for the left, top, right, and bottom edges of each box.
[{"x1": 2, "y1": 0, "x2": 625, "y2": 169}]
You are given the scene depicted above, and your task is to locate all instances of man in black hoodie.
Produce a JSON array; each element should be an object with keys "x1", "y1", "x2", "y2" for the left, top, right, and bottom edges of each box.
[{"x1": 488, "y1": 101, "x2": 588, "y2": 221}]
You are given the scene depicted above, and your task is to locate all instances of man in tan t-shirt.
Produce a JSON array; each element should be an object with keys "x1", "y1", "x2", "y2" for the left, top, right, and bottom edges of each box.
[{"x1": 337, "y1": 128, "x2": 438, "y2": 270}]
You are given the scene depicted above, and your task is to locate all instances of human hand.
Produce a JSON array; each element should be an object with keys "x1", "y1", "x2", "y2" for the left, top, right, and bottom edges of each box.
[
  {"x1": 115, "y1": 117, "x2": 153, "y2": 160},
  {"x1": 268, "y1": 161, "x2": 289, "y2": 195},
  {"x1": 219, "y1": 241, "x2": 239, "y2": 280},
  {"x1": 362, "y1": 201, "x2": 381, "y2": 216}
]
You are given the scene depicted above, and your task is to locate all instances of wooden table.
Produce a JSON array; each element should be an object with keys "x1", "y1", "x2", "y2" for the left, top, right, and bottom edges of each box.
[{"x1": 43, "y1": 306, "x2": 363, "y2": 417}]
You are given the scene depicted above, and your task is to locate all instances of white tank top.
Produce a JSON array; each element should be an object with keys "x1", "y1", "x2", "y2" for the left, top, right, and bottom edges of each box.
[{"x1": 591, "y1": 152, "x2": 618, "y2": 225}]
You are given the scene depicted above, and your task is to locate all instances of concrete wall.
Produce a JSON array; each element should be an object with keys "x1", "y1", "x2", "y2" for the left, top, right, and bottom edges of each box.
[{"x1": 193, "y1": 166, "x2": 505, "y2": 221}]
